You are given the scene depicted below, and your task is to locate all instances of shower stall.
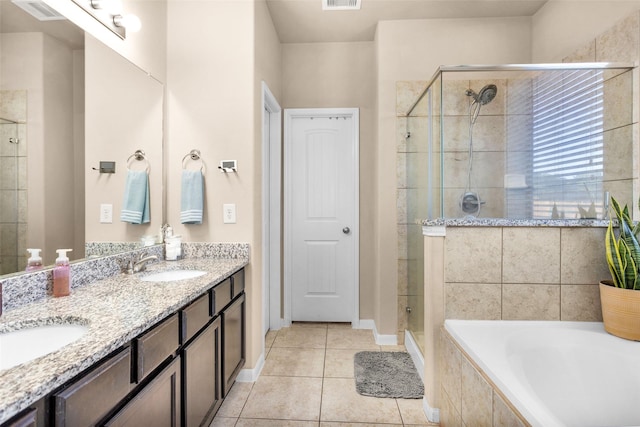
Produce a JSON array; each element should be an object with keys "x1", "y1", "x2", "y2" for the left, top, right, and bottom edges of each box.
[
  {"x1": 401, "y1": 63, "x2": 635, "y2": 354},
  {"x1": 0, "y1": 90, "x2": 28, "y2": 274}
]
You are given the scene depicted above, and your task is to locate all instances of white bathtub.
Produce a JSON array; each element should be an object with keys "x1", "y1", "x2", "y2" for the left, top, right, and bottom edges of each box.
[{"x1": 444, "y1": 320, "x2": 640, "y2": 427}]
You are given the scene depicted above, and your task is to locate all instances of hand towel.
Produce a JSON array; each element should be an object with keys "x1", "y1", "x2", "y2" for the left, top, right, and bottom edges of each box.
[
  {"x1": 120, "y1": 170, "x2": 150, "y2": 224},
  {"x1": 181, "y1": 169, "x2": 204, "y2": 224}
]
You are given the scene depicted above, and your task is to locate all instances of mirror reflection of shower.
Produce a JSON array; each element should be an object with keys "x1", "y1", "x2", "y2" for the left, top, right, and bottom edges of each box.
[{"x1": 460, "y1": 84, "x2": 497, "y2": 216}]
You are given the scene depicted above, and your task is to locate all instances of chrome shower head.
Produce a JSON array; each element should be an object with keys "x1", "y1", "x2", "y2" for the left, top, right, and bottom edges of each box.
[{"x1": 466, "y1": 84, "x2": 498, "y2": 106}]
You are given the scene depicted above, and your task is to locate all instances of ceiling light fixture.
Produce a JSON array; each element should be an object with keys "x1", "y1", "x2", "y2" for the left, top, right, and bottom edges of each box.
[
  {"x1": 322, "y1": 0, "x2": 361, "y2": 11},
  {"x1": 71, "y1": 0, "x2": 141, "y2": 39}
]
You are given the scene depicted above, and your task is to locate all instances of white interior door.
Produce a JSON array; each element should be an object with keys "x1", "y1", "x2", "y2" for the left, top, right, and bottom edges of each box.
[{"x1": 285, "y1": 108, "x2": 359, "y2": 323}]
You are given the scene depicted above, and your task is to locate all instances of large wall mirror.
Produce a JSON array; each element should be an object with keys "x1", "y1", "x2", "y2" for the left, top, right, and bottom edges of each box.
[{"x1": 0, "y1": 0, "x2": 164, "y2": 275}]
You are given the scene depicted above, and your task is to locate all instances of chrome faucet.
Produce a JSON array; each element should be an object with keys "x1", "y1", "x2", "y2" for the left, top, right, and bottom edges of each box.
[
  {"x1": 122, "y1": 252, "x2": 158, "y2": 274},
  {"x1": 133, "y1": 253, "x2": 158, "y2": 273}
]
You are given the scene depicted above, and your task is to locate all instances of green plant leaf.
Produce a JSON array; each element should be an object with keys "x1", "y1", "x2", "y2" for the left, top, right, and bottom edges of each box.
[{"x1": 606, "y1": 220, "x2": 625, "y2": 288}]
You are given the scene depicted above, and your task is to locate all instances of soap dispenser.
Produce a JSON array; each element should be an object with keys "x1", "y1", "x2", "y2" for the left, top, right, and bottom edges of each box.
[
  {"x1": 25, "y1": 248, "x2": 43, "y2": 271},
  {"x1": 53, "y1": 249, "x2": 72, "y2": 297}
]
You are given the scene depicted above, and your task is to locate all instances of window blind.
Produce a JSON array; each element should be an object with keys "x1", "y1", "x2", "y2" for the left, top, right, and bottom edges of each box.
[{"x1": 531, "y1": 69, "x2": 604, "y2": 219}]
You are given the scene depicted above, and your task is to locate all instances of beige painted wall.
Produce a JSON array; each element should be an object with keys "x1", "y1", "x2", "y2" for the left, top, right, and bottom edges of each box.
[
  {"x1": 84, "y1": 36, "x2": 164, "y2": 243},
  {"x1": 281, "y1": 41, "x2": 376, "y2": 319},
  {"x1": 375, "y1": 17, "x2": 532, "y2": 334},
  {"x1": 166, "y1": 0, "x2": 281, "y2": 369}
]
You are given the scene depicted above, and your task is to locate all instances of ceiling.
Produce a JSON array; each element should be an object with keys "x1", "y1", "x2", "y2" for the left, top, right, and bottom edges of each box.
[
  {"x1": 266, "y1": 0, "x2": 548, "y2": 43},
  {"x1": 0, "y1": 0, "x2": 84, "y2": 49}
]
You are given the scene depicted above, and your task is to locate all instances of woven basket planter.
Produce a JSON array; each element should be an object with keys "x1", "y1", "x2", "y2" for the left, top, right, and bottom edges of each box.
[{"x1": 599, "y1": 281, "x2": 640, "y2": 341}]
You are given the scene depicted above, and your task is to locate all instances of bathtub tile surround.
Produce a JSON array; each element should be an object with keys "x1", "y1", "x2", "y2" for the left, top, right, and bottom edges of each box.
[
  {"x1": 441, "y1": 326, "x2": 528, "y2": 427},
  {"x1": 502, "y1": 228, "x2": 560, "y2": 284}
]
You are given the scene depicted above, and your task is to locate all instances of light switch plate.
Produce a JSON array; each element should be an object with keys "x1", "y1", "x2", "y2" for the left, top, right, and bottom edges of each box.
[
  {"x1": 100, "y1": 204, "x2": 113, "y2": 223},
  {"x1": 223, "y1": 203, "x2": 236, "y2": 224}
]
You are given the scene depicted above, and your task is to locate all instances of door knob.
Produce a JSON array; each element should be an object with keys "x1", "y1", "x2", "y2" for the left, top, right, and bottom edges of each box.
[{"x1": 343, "y1": 227, "x2": 351, "y2": 234}]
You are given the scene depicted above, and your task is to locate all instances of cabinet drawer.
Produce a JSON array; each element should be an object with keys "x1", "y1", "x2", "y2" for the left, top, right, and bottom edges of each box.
[
  {"x1": 104, "y1": 356, "x2": 181, "y2": 427},
  {"x1": 53, "y1": 346, "x2": 132, "y2": 426},
  {"x1": 134, "y1": 314, "x2": 179, "y2": 382},
  {"x1": 231, "y1": 269, "x2": 245, "y2": 298},
  {"x1": 212, "y1": 278, "x2": 231, "y2": 315},
  {"x1": 181, "y1": 292, "x2": 211, "y2": 343}
]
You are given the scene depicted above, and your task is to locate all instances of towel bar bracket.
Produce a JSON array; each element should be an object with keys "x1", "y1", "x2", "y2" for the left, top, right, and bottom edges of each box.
[{"x1": 218, "y1": 160, "x2": 237, "y2": 173}]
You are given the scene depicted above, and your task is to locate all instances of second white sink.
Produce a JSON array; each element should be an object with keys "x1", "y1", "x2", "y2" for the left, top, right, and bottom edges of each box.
[{"x1": 140, "y1": 269, "x2": 207, "y2": 282}]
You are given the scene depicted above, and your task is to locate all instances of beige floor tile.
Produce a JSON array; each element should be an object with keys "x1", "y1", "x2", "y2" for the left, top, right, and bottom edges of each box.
[
  {"x1": 241, "y1": 376, "x2": 323, "y2": 421},
  {"x1": 290, "y1": 322, "x2": 329, "y2": 329},
  {"x1": 320, "y1": 378, "x2": 403, "y2": 424},
  {"x1": 324, "y1": 349, "x2": 376, "y2": 378},
  {"x1": 263, "y1": 347, "x2": 325, "y2": 377},
  {"x1": 320, "y1": 423, "x2": 402, "y2": 427},
  {"x1": 326, "y1": 329, "x2": 378, "y2": 350},
  {"x1": 209, "y1": 416, "x2": 237, "y2": 427},
  {"x1": 326, "y1": 322, "x2": 352, "y2": 329},
  {"x1": 381, "y1": 345, "x2": 407, "y2": 352},
  {"x1": 397, "y1": 398, "x2": 433, "y2": 425},
  {"x1": 217, "y1": 382, "x2": 254, "y2": 418},
  {"x1": 265, "y1": 330, "x2": 277, "y2": 348},
  {"x1": 273, "y1": 327, "x2": 327, "y2": 349},
  {"x1": 237, "y1": 419, "x2": 319, "y2": 427}
]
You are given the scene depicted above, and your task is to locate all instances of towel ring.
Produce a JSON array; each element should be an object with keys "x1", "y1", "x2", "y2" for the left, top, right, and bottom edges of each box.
[
  {"x1": 127, "y1": 149, "x2": 150, "y2": 173},
  {"x1": 182, "y1": 149, "x2": 205, "y2": 172}
]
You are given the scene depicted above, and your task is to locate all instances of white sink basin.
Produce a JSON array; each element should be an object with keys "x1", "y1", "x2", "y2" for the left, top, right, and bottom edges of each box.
[
  {"x1": 140, "y1": 269, "x2": 207, "y2": 282},
  {"x1": 0, "y1": 323, "x2": 88, "y2": 371}
]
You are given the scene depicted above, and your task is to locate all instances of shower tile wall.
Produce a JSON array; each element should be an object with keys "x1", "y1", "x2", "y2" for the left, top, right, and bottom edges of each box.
[
  {"x1": 0, "y1": 90, "x2": 27, "y2": 274},
  {"x1": 563, "y1": 11, "x2": 639, "y2": 216}
]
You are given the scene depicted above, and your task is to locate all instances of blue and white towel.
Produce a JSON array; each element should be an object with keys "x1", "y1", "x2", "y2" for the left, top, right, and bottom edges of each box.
[
  {"x1": 120, "y1": 170, "x2": 150, "y2": 224},
  {"x1": 181, "y1": 169, "x2": 204, "y2": 224}
]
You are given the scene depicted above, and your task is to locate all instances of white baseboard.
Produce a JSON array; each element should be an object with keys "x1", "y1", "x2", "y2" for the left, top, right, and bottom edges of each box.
[
  {"x1": 356, "y1": 319, "x2": 398, "y2": 346},
  {"x1": 404, "y1": 330, "x2": 424, "y2": 381},
  {"x1": 405, "y1": 330, "x2": 439, "y2": 423},
  {"x1": 236, "y1": 352, "x2": 264, "y2": 382},
  {"x1": 423, "y1": 397, "x2": 440, "y2": 423}
]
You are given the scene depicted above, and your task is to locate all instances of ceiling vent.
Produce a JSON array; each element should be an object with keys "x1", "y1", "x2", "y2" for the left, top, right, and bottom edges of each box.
[
  {"x1": 322, "y1": 0, "x2": 361, "y2": 11},
  {"x1": 11, "y1": 0, "x2": 66, "y2": 21}
]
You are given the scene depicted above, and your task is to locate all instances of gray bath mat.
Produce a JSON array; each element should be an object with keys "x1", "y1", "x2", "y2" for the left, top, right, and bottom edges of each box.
[{"x1": 354, "y1": 351, "x2": 424, "y2": 399}]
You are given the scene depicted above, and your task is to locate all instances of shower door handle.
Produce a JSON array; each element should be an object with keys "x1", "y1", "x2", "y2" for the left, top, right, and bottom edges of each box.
[{"x1": 342, "y1": 227, "x2": 351, "y2": 235}]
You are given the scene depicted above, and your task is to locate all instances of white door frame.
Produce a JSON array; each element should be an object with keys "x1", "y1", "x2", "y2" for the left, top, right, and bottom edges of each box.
[
  {"x1": 261, "y1": 82, "x2": 282, "y2": 334},
  {"x1": 283, "y1": 108, "x2": 360, "y2": 326}
]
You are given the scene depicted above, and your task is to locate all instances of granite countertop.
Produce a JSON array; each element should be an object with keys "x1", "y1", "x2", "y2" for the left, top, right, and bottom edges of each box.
[
  {"x1": 422, "y1": 218, "x2": 611, "y2": 227},
  {"x1": 0, "y1": 258, "x2": 247, "y2": 423}
]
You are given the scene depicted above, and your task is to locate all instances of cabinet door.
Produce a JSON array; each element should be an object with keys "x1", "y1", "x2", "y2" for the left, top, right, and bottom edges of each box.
[
  {"x1": 103, "y1": 356, "x2": 181, "y2": 427},
  {"x1": 222, "y1": 294, "x2": 245, "y2": 397},
  {"x1": 1, "y1": 408, "x2": 36, "y2": 427},
  {"x1": 183, "y1": 317, "x2": 221, "y2": 427},
  {"x1": 53, "y1": 346, "x2": 132, "y2": 426}
]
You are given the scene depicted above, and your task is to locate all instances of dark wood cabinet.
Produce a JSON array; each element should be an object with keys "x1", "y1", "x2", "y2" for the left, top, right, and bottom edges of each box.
[
  {"x1": 182, "y1": 317, "x2": 221, "y2": 427},
  {"x1": 53, "y1": 346, "x2": 132, "y2": 426},
  {"x1": 0, "y1": 268, "x2": 246, "y2": 427},
  {"x1": 222, "y1": 294, "x2": 245, "y2": 397},
  {"x1": 103, "y1": 356, "x2": 181, "y2": 427},
  {"x1": 134, "y1": 314, "x2": 180, "y2": 383},
  {"x1": 2, "y1": 408, "x2": 37, "y2": 427}
]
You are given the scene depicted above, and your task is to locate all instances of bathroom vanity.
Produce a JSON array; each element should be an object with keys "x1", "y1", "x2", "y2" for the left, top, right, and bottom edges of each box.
[{"x1": 0, "y1": 248, "x2": 248, "y2": 427}]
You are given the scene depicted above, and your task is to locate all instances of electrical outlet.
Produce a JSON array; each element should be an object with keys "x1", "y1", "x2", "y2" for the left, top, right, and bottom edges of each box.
[
  {"x1": 223, "y1": 203, "x2": 236, "y2": 224},
  {"x1": 100, "y1": 204, "x2": 113, "y2": 223}
]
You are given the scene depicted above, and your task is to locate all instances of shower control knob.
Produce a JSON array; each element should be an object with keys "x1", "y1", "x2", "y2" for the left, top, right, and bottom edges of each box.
[{"x1": 342, "y1": 227, "x2": 351, "y2": 234}]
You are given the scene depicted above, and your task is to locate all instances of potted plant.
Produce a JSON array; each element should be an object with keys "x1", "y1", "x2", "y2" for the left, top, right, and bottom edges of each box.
[{"x1": 602, "y1": 197, "x2": 640, "y2": 340}]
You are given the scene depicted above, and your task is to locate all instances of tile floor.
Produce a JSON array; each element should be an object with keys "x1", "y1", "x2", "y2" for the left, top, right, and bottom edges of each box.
[{"x1": 210, "y1": 322, "x2": 439, "y2": 426}]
